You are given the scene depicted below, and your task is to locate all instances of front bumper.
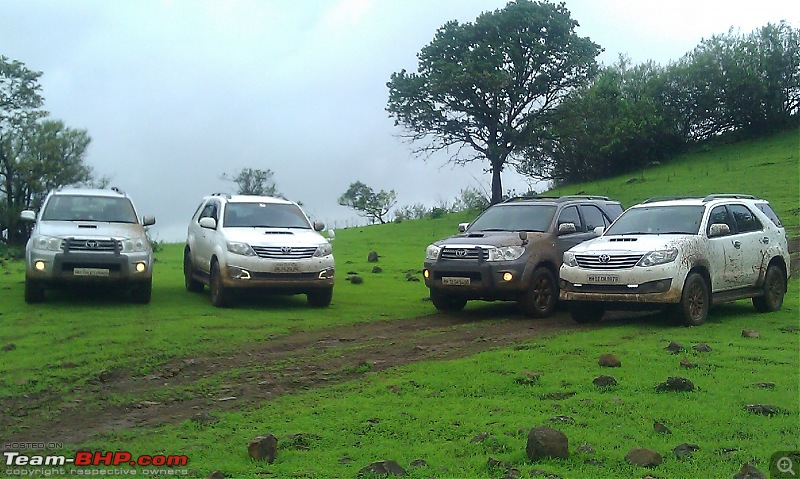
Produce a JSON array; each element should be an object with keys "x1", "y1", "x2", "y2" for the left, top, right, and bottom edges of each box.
[
  {"x1": 423, "y1": 257, "x2": 529, "y2": 301},
  {"x1": 26, "y1": 249, "x2": 153, "y2": 284},
  {"x1": 221, "y1": 256, "x2": 335, "y2": 292},
  {"x1": 559, "y1": 264, "x2": 684, "y2": 304}
]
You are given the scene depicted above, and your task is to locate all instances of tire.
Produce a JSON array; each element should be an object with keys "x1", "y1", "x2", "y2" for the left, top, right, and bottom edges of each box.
[
  {"x1": 24, "y1": 277, "x2": 45, "y2": 304},
  {"x1": 209, "y1": 261, "x2": 232, "y2": 307},
  {"x1": 184, "y1": 249, "x2": 203, "y2": 292},
  {"x1": 430, "y1": 291, "x2": 467, "y2": 312},
  {"x1": 753, "y1": 263, "x2": 786, "y2": 313},
  {"x1": 568, "y1": 302, "x2": 605, "y2": 323},
  {"x1": 518, "y1": 267, "x2": 558, "y2": 318},
  {"x1": 131, "y1": 281, "x2": 152, "y2": 304},
  {"x1": 676, "y1": 272, "x2": 709, "y2": 326},
  {"x1": 307, "y1": 288, "x2": 333, "y2": 307}
]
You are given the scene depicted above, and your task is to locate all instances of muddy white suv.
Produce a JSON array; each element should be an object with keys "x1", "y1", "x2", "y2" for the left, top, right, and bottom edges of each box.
[
  {"x1": 184, "y1": 194, "x2": 335, "y2": 307},
  {"x1": 423, "y1": 195, "x2": 623, "y2": 317},
  {"x1": 20, "y1": 187, "x2": 156, "y2": 303},
  {"x1": 560, "y1": 194, "x2": 790, "y2": 325}
]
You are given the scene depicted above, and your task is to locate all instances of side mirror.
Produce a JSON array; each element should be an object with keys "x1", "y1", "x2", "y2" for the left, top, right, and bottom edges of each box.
[
  {"x1": 708, "y1": 223, "x2": 730, "y2": 238},
  {"x1": 593, "y1": 226, "x2": 605, "y2": 236},
  {"x1": 327, "y1": 229, "x2": 336, "y2": 241},
  {"x1": 199, "y1": 217, "x2": 217, "y2": 229},
  {"x1": 313, "y1": 221, "x2": 325, "y2": 232},
  {"x1": 558, "y1": 222, "x2": 577, "y2": 235},
  {"x1": 458, "y1": 222, "x2": 469, "y2": 233},
  {"x1": 20, "y1": 210, "x2": 36, "y2": 222},
  {"x1": 142, "y1": 216, "x2": 156, "y2": 226}
]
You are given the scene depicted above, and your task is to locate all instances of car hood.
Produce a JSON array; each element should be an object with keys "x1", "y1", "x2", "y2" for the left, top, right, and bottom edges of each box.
[
  {"x1": 223, "y1": 227, "x2": 328, "y2": 247},
  {"x1": 435, "y1": 231, "x2": 547, "y2": 248},
  {"x1": 35, "y1": 221, "x2": 146, "y2": 239},
  {"x1": 568, "y1": 234, "x2": 694, "y2": 254}
]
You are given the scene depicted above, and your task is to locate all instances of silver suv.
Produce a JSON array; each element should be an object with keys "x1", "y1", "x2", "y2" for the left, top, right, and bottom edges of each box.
[
  {"x1": 560, "y1": 194, "x2": 790, "y2": 325},
  {"x1": 184, "y1": 194, "x2": 335, "y2": 308},
  {"x1": 20, "y1": 187, "x2": 156, "y2": 303}
]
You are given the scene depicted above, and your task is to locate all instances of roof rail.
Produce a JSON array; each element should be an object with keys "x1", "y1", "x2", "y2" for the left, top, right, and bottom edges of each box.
[
  {"x1": 642, "y1": 196, "x2": 694, "y2": 204},
  {"x1": 211, "y1": 192, "x2": 232, "y2": 199},
  {"x1": 110, "y1": 186, "x2": 125, "y2": 195},
  {"x1": 557, "y1": 195, "x2": 611, "y2": 202},
  {"x1": 702, "y1": 194, "x2": 758, "y2": 202}
]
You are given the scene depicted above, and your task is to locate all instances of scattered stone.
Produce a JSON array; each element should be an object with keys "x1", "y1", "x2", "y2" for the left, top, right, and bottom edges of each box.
[
  {"x1": 744, "y1": 404, "x2": 782, "y2": 416},
  {"x1": 339, "y1": 456, "x2": 353, "y2": 464},
  {"x1": 487, "y1": 456, "x2": 512, "y2": 469},
  {"x1": 247, "y1": 434, "x2": 277, "y2": 463},
  {"x1": 386, "y1": 385, "x2": 401, "y2": 394},
  {"x1": 593, "y1": 375, "x2": 617, "y2": 387},
  {"x1": 742, "y1": 329, "x2": 760, "y2": 338},
  {"x1": 526, "y1": 426, "x2": 569, "y2": 460},
  {"x1": 515, "y1": 370, "x2": 541, "y2": 385},
  {"x1": 540, "y1": 391, "x2": 576, "y2": 400},
  {"x1": 97, "y1": 369, "x2": 113, "y2": 383},
  {"x1": 216, "y1": 396, "x2": 237, "y2": 402},
  {"x1": 598, "y1": 354, "x2": 621, "y2": 367},
  {"x1": 673, "y1": 443, "x2": 700, "y2": 459},
  {"x1": 693, "y1": 343, "x2": 713, "y2": 352},
  {"x1": 502, "y1": 468, "x2": 522, "y2": 478},
  {"x1": 655, "y1": 377, "x2": 694, "y2": 392},
  {"x1": 577, "y1": 444, "x2": 595, "y2": 454},
  {"x1": 679, "y1": 358, "x2": 697, "y2": 369},
  {"x1": 191, "y1": 412, "x2": 219, "y2": 424},
  {"x1": 358, "y1": 460, "x2": 406, "y2": 477},
  {"x1": 348, "y1": 276, "x2": 364, "y2": 284},
  {"x1": 406, "y1": 275, "x2": 420, "y2": 282},
  {"x1": 732, "y1": 462, "x2": 766, "y2": 479},
  {"x1": 367, "y1": 251, "x2": 380, "y2": 262},
  {"x1": 205, "y1": 471, "x2": 225, "y2": 479},
  {"x1": 283, "y1": 433, "x2": 321, "y2": 450},
  {"x1": 664, "y1": 341, "x2": 683, "y2": 354},
  {"x1": 653, "y1": 421, "x2": 672, "y2": 434},
  {"x1": 624, "y1": 448, "x2": 662, "y2": 467},
  {"x1": 346, "y1": 270, "x2": 359, "y2": 275},
  {"x1": 753, "y1": 382, "x2": 775, "y2": 389},
  {"x1": 609, "y1": 397, "x2": 624, "y2": 405},
  {"x1": 1, "y1": 343, "x2": 16, "y2": 352},
  {"x1": 626, "y1": 178, "x2": 639, "y2": 184},
  {"x1": 549, "y1": 416, "x2": 574, "y2": 423},
  {"x1": 371, "y1": 266, "x2": 382, "y2": 273},
  {"x1": 471, "y1": 432, "x2": 489, "y2": 443},
  {"x1": 409, "y1": 459, "x2": 427, "y2": 468}
]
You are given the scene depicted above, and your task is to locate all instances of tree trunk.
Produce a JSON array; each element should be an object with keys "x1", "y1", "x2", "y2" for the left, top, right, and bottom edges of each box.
[{"x1": 490, "y1": 158, "x2": 504, "y2": 205}]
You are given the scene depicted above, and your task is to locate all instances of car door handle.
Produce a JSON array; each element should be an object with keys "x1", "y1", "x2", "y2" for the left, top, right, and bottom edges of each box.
[
  {"x1": 760, "y1": 237, "x2": 770, "y2": 244},
  {"x1": 732, "y1": 240, "x2": 741, "y2": 249}
]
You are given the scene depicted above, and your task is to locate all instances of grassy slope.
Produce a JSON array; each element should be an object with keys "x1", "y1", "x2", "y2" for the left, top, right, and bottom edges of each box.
[{"x1": 0, "y1": 129, "x2": 798, "y2": 477}]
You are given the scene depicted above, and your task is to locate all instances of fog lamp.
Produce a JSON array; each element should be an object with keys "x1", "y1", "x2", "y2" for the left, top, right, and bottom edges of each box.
[
  {"x1": 34, "y1": 260, "x2": 46, "y2": 271},
  {"x1": 135, "y1": 262, "x2": 147, "y2": 273},
  {"x1": 423, "y1": 269, "x2": 430, "y2": 279},
  {"x1": 502, "y1": 272, "x2": 513, "y2": 282}
]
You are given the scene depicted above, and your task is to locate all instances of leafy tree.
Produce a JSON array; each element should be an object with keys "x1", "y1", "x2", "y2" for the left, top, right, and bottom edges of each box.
[
  {"x1": 222, "y1": 167, "x2": 280, "y2": 196},
  {"x1": 338, "y1": 181, "x2": 397, "y2": 224},
  {"x1": 1, "y1": 56, "x2": 96, "y2": 245},
  {"x1": 386, "y1": 0, "x2": 600, "y2": 204}
]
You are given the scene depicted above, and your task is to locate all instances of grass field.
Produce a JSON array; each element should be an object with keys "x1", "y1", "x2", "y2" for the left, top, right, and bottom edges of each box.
[{"x1": 0, "y1": 129, "x2": 798, "y2": 478}]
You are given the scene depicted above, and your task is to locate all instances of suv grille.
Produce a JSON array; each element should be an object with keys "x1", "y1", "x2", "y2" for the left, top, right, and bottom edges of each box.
[
  {"x1": 440, "y1": 247, "x2": 487, "y2": 261},
  {"x1": 66, "y1": 238, "x2": 120, "y2": 252},
  {"x1": 575, "y1": 254, "x2": 643, "y2": 269},
  {"x1": 251, "y1": 246, "x2": 317, "y2": 259}
]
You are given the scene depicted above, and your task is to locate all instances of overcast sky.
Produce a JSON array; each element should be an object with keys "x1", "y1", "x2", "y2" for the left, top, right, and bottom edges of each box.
[{"x1": 1, "y1": 0, "x2": 797, "y2": 241}]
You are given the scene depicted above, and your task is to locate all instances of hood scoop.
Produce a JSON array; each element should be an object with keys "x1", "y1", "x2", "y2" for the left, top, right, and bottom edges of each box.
[
  {"x1": 609, "y1": 237, "x2": 637, "y2": 242},
  {"x1": 78, "y1": 225, "x2": 97, "y2": 229},
  {"x1": 467, "y1": 233, "x2": 485, "y2": 238},
  {"x1": 264, "y1": 231, "x2": 292, "y2": 235}
]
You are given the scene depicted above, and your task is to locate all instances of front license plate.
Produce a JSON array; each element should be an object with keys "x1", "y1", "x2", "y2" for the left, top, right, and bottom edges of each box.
[
  {"x1": 74, "y1": 267, "x2": 110, "y2": 277},
  {"x1": 442, "y1": 276, "x2": 470, "y2": 286},
  {"x1": 588, "y1": 274, "x2": 619, "y2": 284},
  {"x1": 273, "y1": 263, "x2": 299, "y2": 273}
]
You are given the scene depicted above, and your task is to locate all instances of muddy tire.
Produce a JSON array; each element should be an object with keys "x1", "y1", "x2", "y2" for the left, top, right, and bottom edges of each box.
[
  {"x1": 307, "y1": 288, "x2": 333, "y2": 308},
  {"x1": 209, "y1": 261, "x2": 232, "y2": 307},
  {"x1": 676, "y1": 272, "x2": 709, "y2": 326},
  {"x1": 752, "y1": 263, "x2": 786, "y2": 313},
  {"x1": 518, "y1": 267, "x2": 558, "y2": 318},
  {"x1": 430, "y1": 291, "x2": 467, "y2": 312},
  {"x1": 24, "y1": 278, "x2": 45, "y2": 304},
  {"x1": 184, "y1": 248, "x2": 203, "y2": 292},
  {"x1": 568, "y1": 302, "x2": 604, "y2": 323},
  {"x1": 131, "y1": 281, "x2": 152, "y2": 304}
]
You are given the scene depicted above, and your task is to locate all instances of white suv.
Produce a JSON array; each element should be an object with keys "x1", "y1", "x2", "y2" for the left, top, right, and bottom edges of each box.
[
  {"x1": 20, "y1": 187, "x2": 156, "y2": 304},
  {"x1": 184, "y1": 194, "x2": 335, "y2": 307},
  {"x1": 559, "y1": 194, "x2": 790, "y2": 326}
]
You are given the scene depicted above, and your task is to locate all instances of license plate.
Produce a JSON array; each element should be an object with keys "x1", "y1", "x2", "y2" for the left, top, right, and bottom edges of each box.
[
  {"x1": 273, "y1": 263, "x2": 299, "y2": 273},
  {"x1": 588, "y1": 274, "x2": 619, "y2": 284},
  {"x1": 74, "y1": 267, "x2": 110, "y2": 277},
  {"x1": 442, "y1": 276, "x2": 470, "y2": 286}
]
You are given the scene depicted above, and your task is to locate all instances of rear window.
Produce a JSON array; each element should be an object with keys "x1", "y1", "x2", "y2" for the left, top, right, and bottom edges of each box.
[{"x1": 755, "y1": 202, "x2": 783, "y2": 227}]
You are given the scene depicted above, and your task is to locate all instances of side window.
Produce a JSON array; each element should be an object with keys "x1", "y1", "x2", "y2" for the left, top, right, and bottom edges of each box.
[
  {"x1": 557, "y1": 206, "x2": 583, "y2": 232},
  {"x1": 708, "y1": 205, "x2": 733, "y2": 234},
  {"x1": 579, "y1": 205, "x2": 609, "y2": 230},
  {"x1": 728, "y1": 204, "x2": 762, "y2": 233},
  {"x1": 755, "y1": 203, "x2": 783, "y2": 227},
  {"x1": 199, "y1": 202, "x2": 218, "y2": 222}
]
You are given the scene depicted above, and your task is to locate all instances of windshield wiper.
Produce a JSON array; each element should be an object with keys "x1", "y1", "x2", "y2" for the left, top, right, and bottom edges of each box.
[{"x1": 478, "y1": 228, "x2": 509, "y2": 232}]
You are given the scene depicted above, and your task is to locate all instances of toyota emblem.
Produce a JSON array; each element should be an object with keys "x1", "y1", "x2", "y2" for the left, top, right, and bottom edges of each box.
[
  {"x1": 86, "y1": 240, "x2": 98, "y2": 249},
  {"x1": 598, "y1": 254, "x2": 611, "y2": 263},
  {"x1": 456, "y1": 249, "x2": 468, "y2": 257},
  {"x1": 281, "y1": 246, "x2": 293, "y2": 254}
]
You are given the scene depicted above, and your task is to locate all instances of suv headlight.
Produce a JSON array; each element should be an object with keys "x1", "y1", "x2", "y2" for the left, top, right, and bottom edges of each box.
[
  {"x1": 425, "y1": 244, "x2": 441, "y2": 261},
  {"x1": 314, "y1": 243, "x2": 333, "y2": 257},
  {"x1": 31, "y1": 235, "x2": 64, "y2": 251},
  {"x1": 227, "y1": 241, "x2": 256, "y2": 256},
  {"x1": 638, "y1": 248, "x2": 678, "y2": 267},
  {"x1": 563, "y1": 252, "x2": 577, "y2": 267},
  {"x1": 487, "y1": 245, "x2": 525, "y2": 262},
  {"x1": 121, "y1": 238, "x2": 149, "y2": 252}
]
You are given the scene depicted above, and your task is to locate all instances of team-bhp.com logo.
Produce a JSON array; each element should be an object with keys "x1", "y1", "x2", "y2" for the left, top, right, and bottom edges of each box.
[{"x1": 4, "y1": 451, "x2": 188, "y2": 467}]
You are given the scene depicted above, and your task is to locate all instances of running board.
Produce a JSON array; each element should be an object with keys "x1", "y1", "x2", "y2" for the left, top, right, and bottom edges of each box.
[{"x1": 712, "y1": 287, "x2": 762, "y2": 305}]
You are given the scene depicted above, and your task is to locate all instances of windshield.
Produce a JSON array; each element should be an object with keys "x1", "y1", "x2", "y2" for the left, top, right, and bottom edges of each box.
[
  {"x1": 606, "y1": 205, "x2": 705, "y2": 235},
  {"x1": 468, "y1": 204, "x2": 556, "y2": 233},
  {"x1": 41, "y1": 195, "x2": 138, "y2": 223},
  {"x1": 223, "y1": 202, "x2": 311, "y2": 229}
]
